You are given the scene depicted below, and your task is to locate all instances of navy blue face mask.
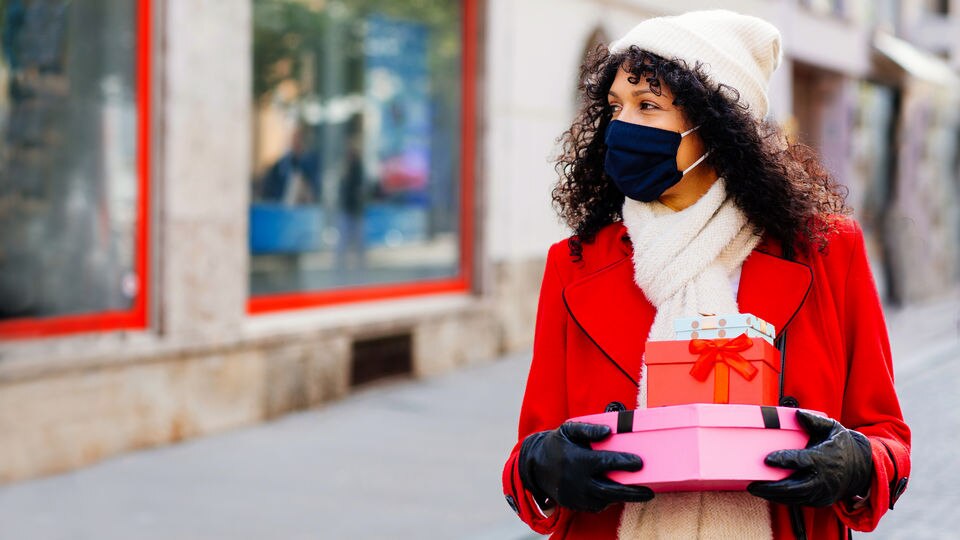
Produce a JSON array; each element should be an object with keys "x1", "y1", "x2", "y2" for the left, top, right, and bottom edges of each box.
[{"x1": 604, "y1": 120, "x2": 709, "y2": 202}]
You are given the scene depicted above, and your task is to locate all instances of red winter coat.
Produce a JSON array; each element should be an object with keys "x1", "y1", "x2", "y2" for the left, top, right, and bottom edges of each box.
[{"x1": 502, "y1": 219, "x2": 911, "y2": 539}]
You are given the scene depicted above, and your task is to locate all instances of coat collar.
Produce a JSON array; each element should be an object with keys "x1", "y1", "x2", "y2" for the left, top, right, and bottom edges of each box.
[
  {"x1": 563, "y1": 225, "x2": 812, "y2": 387},
  {"x1": 562, "y1": 256, "x2": 653, "y2": 387}
]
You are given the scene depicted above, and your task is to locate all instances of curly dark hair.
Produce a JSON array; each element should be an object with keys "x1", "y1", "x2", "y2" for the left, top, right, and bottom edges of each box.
[{"x1": 554, "y1": 45, "x2": 850, "y2": 260}]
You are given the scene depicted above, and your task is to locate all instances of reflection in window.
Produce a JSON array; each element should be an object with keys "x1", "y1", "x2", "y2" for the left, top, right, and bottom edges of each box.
[
  {"x1": 0, "y1": 1, "x2": 140, "y2": 320},
  {"x1": 250, "y1": 0, "x2": 462, "y2": 297}
]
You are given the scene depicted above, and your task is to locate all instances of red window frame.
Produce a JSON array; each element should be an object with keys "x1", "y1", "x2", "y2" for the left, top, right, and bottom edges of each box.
[
  {"x1": 0, "y1": 0, "x2": 152, "y2": 340},
  {"x1": 248, "y1": 0, "x2": 478, "y2": 314}
]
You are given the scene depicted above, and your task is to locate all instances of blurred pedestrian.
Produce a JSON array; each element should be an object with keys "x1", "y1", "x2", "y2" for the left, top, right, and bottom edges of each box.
[
  {"x1": 336, "y1": 114, "x2": 367, "y2": 271},
  {"x1": 258, "y1": 125, "x2": 322, "y2": 204},
  {"x1": 502, "y1": 10, "x2": 910, "y2": 539}
]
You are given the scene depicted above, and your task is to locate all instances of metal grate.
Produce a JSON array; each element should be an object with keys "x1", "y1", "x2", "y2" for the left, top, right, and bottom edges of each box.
[{"x1": 350, "y1": 333, "x2": 413, "y2": 387}]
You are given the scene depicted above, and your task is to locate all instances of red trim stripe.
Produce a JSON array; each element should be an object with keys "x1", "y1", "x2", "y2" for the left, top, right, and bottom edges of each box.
[
  {"x1": 460, "y1": 0, "x2": 477, "y2": 292},
  {"x1": 248, "y1": 278, "x2": 469, "y2": 314},
  {"x1": 134, "y1": 0, "x2": 152, "y2": 329}
]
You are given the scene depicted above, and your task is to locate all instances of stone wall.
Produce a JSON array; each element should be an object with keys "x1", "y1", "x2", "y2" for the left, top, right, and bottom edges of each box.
[
  {"x1": 0, "y1": 294, "x2": 510, "y2": 483},
  {"x1": 492, "y1": 258, "x2": 547, "y2": 354}
]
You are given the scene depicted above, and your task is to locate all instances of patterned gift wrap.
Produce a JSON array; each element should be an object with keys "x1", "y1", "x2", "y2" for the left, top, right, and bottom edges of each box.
[{"x1": 674, "y1": 313, "x2": 776, "y2": 345}]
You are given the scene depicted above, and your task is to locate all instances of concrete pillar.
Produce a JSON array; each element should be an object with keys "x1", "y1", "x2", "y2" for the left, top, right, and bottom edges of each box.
[{"x1": 160, "y1": 2, "x2": 252, "y2": 340}]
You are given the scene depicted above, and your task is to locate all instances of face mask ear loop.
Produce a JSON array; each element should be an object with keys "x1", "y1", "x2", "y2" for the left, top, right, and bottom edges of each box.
[
  {"x1": 682, "y1": 151, "x2": 711, "y2": 176},
  {"x1": 680, "y1": 125, "x2": 701, "y2": 137}
]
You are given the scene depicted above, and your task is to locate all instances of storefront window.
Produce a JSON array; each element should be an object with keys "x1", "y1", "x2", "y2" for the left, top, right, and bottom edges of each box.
[
  {"x1": 250, "y1": 0, "x2": 465, "y2": 301},
  {"x1": 0, "y1": 0, "x2": 147, "y2": 332}
]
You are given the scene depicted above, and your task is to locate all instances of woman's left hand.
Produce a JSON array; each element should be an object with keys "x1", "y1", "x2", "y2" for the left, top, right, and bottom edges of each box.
[{"x1": 747, "y1": 410, "x2": 874, "y2": 507}]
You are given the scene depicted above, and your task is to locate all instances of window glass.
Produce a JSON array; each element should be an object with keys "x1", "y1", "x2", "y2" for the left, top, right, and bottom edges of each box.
[
  {"x1": 250, "y1": 0, "x2": 462, "y2": 297},
  {"x1": 0, "y1": 0, "x2": 141, "y2": 320}
]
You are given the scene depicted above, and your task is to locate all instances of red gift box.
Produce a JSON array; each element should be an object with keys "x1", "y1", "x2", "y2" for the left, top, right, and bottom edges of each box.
[{"x1": 645, "y1": 334, "x2": 781, "y2": 407}]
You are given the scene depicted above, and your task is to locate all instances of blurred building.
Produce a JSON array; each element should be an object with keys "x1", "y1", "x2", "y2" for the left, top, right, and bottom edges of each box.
[{"x1": 1, "y1": 0, "x2": 958, "y2": 482}]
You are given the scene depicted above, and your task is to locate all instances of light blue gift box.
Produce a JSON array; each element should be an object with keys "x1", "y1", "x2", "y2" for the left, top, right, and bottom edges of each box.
[{"x1": 673, "y1": 313, "x2": 776, "y2": 345}]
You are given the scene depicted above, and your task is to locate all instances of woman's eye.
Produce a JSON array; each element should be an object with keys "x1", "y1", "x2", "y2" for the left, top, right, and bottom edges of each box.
[
  {"x1": 640, "y1": 102, "x2": 659, "y2": 110},
  {"x1": 608, "y1": 103, "x2": 622, "y2": 114}
]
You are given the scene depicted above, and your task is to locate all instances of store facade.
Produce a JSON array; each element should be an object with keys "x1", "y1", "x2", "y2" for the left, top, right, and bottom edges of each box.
[
  {"x1": 0, "y1": 0, "x2": 505, "y2": 483},
  {"x1": 2, "y1": 0, "x2": 958, "y2": 483}
]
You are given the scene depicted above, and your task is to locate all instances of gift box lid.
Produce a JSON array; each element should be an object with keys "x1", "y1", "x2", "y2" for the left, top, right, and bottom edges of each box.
[
  {"x1": 673, "y1": 313, "x2": 776, "y2": 339},
  {"x1": 644, "y1": 337, "x2": 781, "y2": 373},
  {"x1": 575, "y1": 403, "x2": 804, "y2": 433}
]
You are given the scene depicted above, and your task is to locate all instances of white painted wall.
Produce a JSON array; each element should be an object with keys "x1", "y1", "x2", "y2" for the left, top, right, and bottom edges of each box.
[
  {"x1": 483, "y1": 0, "x2": 874, "y2": 264},
  {"x1": 483, "y1": 0, "x2": 657, "y2": 262},
  {"x1": 953, "y1": 0, "x2": 960, "y2": 70}
]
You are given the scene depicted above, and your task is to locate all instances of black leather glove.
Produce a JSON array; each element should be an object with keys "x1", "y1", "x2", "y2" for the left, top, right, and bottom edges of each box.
[
  {"x1": 748, "y1": 410, "x2": 874, "y2": 507},
  {"x1": 518, "y1": 421, "x2": 654, "y2": 513}
]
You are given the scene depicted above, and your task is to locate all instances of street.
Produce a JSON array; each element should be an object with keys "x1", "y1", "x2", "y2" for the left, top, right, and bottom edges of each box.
[{"x1": 0, "y1": 295, "x2": 957, "y2": 540}]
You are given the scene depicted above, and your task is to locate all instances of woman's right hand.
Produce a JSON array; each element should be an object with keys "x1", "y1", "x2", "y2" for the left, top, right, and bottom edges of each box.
[{"x1": 518, "y1": 421, "x2": 655, "y2": 513}]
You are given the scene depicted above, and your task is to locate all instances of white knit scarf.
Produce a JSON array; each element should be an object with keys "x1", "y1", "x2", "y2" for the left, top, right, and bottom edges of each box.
[{"x1": 617, "y1": 179, "x2": 772, "y2": 540}]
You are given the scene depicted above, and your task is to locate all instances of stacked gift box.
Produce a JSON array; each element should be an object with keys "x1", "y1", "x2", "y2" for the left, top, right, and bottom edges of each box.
[{"x1": 569, "y1": 312, "x2": 821, "y2": 492}]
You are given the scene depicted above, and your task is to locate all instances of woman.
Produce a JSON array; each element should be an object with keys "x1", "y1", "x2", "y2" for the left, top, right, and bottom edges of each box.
[{"x1": 501, "y1": 10, "x2": 910, "y2": 540}]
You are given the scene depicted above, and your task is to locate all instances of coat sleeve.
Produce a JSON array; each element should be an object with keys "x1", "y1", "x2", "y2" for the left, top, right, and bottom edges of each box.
[
  {"x1": 832, "y1": 221, "x2": 912, "y2": 531},
  {"x1": 502, "y1": 242, "x2": 574, "y2": 535}
]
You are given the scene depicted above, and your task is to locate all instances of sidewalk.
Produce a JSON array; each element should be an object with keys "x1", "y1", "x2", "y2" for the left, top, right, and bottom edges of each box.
[
  {"x1": 0, "y1": 353, "x2": 537, "y2": 540},
  {"x1": 0, "y1": 294, "x2": 957, "y2": 540}
]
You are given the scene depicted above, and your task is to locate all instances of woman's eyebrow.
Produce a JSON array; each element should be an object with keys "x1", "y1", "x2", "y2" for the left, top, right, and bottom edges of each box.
[
  {"x1": 607, "y1": 89, "x2": 657, "y2": 99},
  {"x1": 608, "y1": 88, "x2": 656, "y2": 98}
]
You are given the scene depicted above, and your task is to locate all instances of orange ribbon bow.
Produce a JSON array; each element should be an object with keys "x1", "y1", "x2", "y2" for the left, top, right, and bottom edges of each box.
[{"x1": 688, "y1": 333, "x2": 758, "y2": 404}]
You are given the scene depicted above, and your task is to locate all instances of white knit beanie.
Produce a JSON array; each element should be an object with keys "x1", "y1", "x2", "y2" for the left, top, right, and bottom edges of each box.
[{"x1": 609, "y1": 10, "x2": 783, "y2": 119}]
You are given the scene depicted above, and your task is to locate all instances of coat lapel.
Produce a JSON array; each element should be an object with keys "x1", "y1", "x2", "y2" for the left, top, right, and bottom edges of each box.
[
  {"x1": 562, "y1": 255, "x2": 653, "y2": 387},
  {"x1": 737, "y1": 249, "x2": 813, "y2": 338}
]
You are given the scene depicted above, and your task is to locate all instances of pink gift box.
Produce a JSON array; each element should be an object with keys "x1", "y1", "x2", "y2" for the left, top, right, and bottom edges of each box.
[{"x1": 569, "y1": 403, "x2": 821, "y2": 493}]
